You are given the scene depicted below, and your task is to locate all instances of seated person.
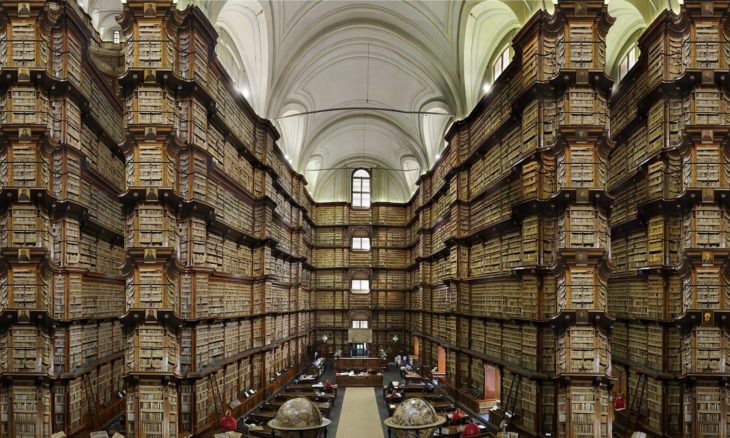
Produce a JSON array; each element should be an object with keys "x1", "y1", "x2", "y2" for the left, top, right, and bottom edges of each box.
[
  {"x1": 386, "y1": 390, "x2": 401, "y2": 401},
  {"x1": 461, "y1": 420, "x2": 482, "y2": 437},
  {"x1": 449, "y1": 408, "x2": 465, "y2": 424}
]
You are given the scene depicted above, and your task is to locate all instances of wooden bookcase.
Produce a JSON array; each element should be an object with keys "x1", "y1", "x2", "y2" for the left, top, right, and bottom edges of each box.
[{"x1": 4, "y1": 0, "x2": 730, "y2": 436}]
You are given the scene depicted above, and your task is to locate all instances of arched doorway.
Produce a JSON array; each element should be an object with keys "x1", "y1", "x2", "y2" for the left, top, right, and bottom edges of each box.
[
  {"x1": 484, "y1": 363, "x2": 500, "y2": 403},
  {"x1": 349, "y1": 310, "x2": 370, "y2": 357}
]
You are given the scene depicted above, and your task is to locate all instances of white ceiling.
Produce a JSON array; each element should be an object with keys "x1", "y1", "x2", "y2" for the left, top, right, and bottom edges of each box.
[{"x1": 82, "y1": 0, "x2": 679, "y2": 201}]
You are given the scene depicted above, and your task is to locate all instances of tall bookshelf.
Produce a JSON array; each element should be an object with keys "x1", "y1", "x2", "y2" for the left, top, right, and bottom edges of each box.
[
  {"x1": 0, "y1": 1, "x2": 127, "y2": 436},
  {"x1": 609, "y1": 1, "x2": 730, "y2": 435},
  {"x1": 4, "y1": 0, "x2": 730, "y2": 436},
  {"x1": 117, "y1": 2, "x2": 315, "y2": 436},
  {"x1": 312, "y1": 203, "x2": 408, "y2": 357},
  {"x1": 405, "y1": 2, "x2": 615, "y2": 435}
]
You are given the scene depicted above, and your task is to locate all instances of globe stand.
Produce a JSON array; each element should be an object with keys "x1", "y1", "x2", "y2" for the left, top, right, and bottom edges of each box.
[
  {"x1": 268, "y1": 429, "x2": 328, "y2": 438},
  {"x1": 384, "y1": 426, "x2": 443, "y2": 438},
  {"x1": 383, "y1": 397, "x2": 446, "y2": 438},
  {"x1": 267, "y1": 419, "x2": 330, "y2": 438}
]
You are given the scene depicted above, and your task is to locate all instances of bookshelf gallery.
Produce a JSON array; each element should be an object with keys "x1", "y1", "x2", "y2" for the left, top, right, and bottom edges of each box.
[{"x1": 0, "y1": 0, "x2": 730, "y2": 437}]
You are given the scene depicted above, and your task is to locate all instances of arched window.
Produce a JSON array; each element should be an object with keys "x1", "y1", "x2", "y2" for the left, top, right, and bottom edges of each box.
[
  {"x1": 618, "y1": 45, "x2": 638, "y2": 81},
  {"x1": 352, "y1": 169, "x2": 370, "y2": 208},
  {"x1": 351, "y1": 271, "x2": 370, "y2": 294},
  {"x1": 352, "y1": 320, "x2": 368, "y2": 329},
  {"x1": 113, "y1": 30, "x2": 121, "y2": 44},
  {"x1": 351, "y1": 228, "x2": 370, "y2": 251},
  {"x1": 351, "y1": 311, "x2": 370, "y2": 329},
  {"x1": 493, "y1": 46, "x2": 511, "y2": 80}
]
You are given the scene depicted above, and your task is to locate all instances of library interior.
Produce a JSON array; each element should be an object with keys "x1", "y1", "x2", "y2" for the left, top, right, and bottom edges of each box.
[{"x1": 1, "y1": 0, "x2": 729, "y2": 437}]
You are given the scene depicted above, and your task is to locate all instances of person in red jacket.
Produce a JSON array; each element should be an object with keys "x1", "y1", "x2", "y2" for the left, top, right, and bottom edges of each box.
[
  {"x1": 462, "y1": 420, "x2": 481, "y2": 437},
  {"x1": 614, "y1": 392, "x2": 626, "y2": 411},
  {"x1": 220, "y1": 409, "x2": 237, "y2": 432}
]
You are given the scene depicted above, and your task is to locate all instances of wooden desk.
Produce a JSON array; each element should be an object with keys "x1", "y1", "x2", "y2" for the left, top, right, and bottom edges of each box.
[
  {"x1": 336, "y1": 357, "x2": 381, "y2": 371},
  {"x1": 277, "y1": 392, "x2": 336, "y2": 402},
  {"x1": 393, "y1": 383, "x2": 434, "y2": 393},
  {"x1": 404, "y1": 372, "x2": 423, "y2": 383},
  {"x1": 251, "y1": 410, "x2": 277, "y2": 421},
  {"x1": 336, "y1": 373, "x2": 383, "y2": 387},
  {"x1": 286, "y1": 384, "x2": 338, "y2": 397},
  {"x1": 434, "y1": 424, "x2": 489, "y2": 437},
  {"x1": 456, "y1": 389, "x2": 496, "y2": 414},
  {"x1": 248, "y1": 425, "x2": 279, "y2": 438},
  {"x1": 382, "y1": 390, "x2": 444, "y2": 402}
]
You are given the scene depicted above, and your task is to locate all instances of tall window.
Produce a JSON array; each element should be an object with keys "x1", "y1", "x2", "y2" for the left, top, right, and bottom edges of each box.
[
  {"x1": 352, "y1": 320, "x2": 368, "y2": 329},
  {"x1": 352, "y1": 169, "x2": 370, "y2": 208},
  {"x1": 351, "y1": 279, "x2": 370, "y2": 292},
  {"x1": 618, "y1": 45, "x2": 637, "y2": 81},
  {"x1": 352, "y1": 237, "x2": 370, "y2": 250},
  {"x1": 493, "y1": 47, "x2": 511, "y2": 80},
  {"x1": 113, "y1": 30, "x2": 121, "y2": 44},
  {"x1": 352, "y1": 228, "x2": 370, "y2": 251},
  {"x1": 351, "y1": 271, "x2": 370, "y2": 293}
]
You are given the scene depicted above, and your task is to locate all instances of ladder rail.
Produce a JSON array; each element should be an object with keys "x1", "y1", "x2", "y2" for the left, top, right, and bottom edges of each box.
[
  {"x1": 626, "y1": 374, "x2": 647, "y2": 429},
  {"x1": 82, "y1": 373, "x2": 100, "y2": 430},
  {"x1": 208, "y1": 374, "x2": 224, "y2": 421},
  {"x1": 502, "y1": 374, "x2": 522, "y2": 424}
]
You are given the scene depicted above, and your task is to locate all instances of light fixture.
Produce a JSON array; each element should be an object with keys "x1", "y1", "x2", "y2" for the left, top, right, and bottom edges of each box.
[
  {"x1": 392, "y1": 335, "x2": 399, "y2": 342},
  {"x1": 435, "y1": 154, "x2": 441, "y2": 160},
  {"x1": 288, "y1": 159, "x2": 293, "y2": 164},
  {"x1": 321, "y1": 334, "x2": 329, "y2": 342},
  {"x1": 284, "y1": 154, "x2": 289, "y2": 160},
  {"x1": 240, "y1": 87, "x2": 250, "y2": 99},
  {"x1": 483, "y1": 83, "x2": 491, "y2": 94}
]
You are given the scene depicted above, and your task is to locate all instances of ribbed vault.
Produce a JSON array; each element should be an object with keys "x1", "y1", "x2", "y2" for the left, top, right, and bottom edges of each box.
[{"x1": 81, "y1": 0, "x2": 684, "y2": 201}]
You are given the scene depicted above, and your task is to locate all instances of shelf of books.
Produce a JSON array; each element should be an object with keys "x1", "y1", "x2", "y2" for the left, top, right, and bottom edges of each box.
[
  {"x1": 406, "y1": 2, "x2": 615, "y2": 435},
  {"x1": 607, "y1": 2, "x2": 730, "y2": 435},
  {"x1": 0, "y1": 1, "x2": 129, "y2": 436},
  {"x1": 6, "y1": 0, "x2": 730, "y2": 436},
  {"x1": 116, "y1": 1, "x2": 316, "y2": 434}
]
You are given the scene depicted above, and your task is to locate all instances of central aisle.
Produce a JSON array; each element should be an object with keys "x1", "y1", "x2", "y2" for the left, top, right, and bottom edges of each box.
[{"x1": 335, "y1": 388, "x2": 386, "y2": 438}]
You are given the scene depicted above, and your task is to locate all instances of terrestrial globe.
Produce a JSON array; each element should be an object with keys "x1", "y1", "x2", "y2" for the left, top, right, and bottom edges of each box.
[
  {"x1": 267, "y1": 397, "x2": 331, "y2": 438},
  {"x1": 383, "y1": 397, "x2": 446, "y2": 438}
]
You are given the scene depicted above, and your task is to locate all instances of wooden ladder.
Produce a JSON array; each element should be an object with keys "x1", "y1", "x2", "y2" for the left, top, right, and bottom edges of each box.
[
  {"x1": 502, "y1": 373, "x2": 522, "y2": 424},
  {"x1": 208, "y1": 374, "x2": 225, "y2": 422},
  {"x1": 626, "y1": 373, "x2": 647, "y2": 431},
  {"x1": 82, "y1": 373, "x2": 100, "y2": 430}
]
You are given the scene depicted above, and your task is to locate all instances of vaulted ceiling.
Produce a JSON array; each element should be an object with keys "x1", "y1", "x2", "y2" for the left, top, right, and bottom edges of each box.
[{"x1": 82, "y1": 0, "x2": 681, "y2": 201}]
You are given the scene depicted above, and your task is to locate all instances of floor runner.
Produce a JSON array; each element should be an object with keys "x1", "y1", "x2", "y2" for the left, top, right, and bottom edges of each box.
[{"x1": 334, "y1": 387, "x2": 385, "y2": 438}]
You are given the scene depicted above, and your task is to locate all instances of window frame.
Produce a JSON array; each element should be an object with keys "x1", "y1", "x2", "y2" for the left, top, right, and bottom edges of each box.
[
  {"x1": 617, "y1": 45, "x2": 638, "y2": 81},
  {"x1": 113, "y1": 30, "x2": 121, "y2": 44},
  {"x1": 352, "y1": 236, "x2": 371, "y2": 251},
  {"x1": 352, "y1": 320, "x2": 369, "y2": 329},
  {"x1": 352, "y1": 169, "x2": 371, "y2": 209},
  {"x1": 493, "y1": 46, "x2": 511, "y2": 80},
  {"x1": 351, "y1": 279, "x2": 370, "y2": 292}
]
